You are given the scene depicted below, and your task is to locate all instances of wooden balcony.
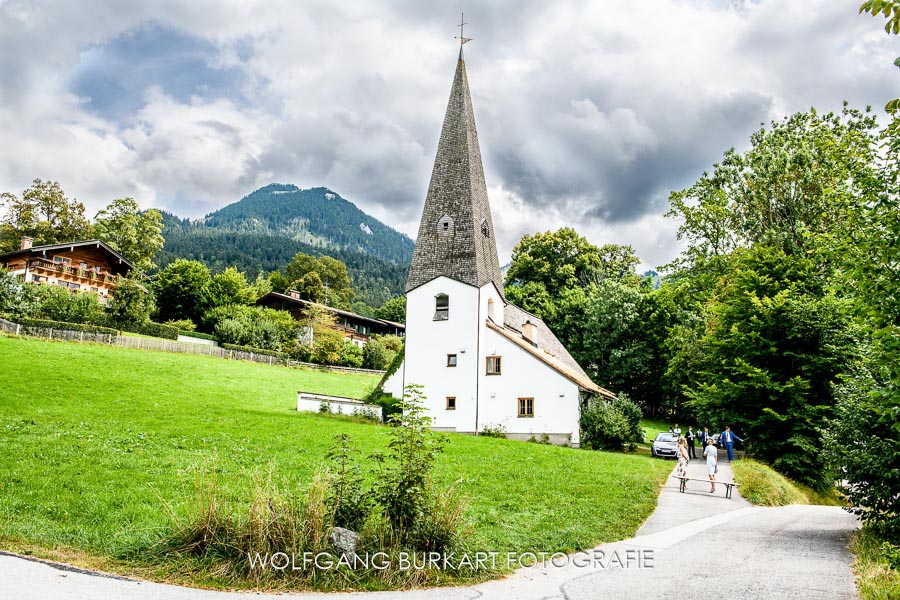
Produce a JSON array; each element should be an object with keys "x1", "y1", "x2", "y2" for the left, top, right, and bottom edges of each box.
[{"x1": 29, "y1": 259, "x2": 119, "y2": 286}]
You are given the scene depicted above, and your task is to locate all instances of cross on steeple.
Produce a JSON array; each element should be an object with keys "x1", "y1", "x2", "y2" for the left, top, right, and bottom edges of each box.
[{"x1": 455, "y1": 12, "x2": 473, "y2": 47}]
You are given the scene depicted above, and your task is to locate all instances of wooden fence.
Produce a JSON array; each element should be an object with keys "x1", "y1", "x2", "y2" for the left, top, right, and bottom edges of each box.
[{"x1": 0, "y1": 318, "x2": 385, "y2": 376}]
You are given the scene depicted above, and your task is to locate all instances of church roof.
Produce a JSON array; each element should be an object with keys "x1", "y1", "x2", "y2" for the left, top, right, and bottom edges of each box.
[
  {"x1": 406, "y1": 49, "x2": 504, "y2": 297},
  {"x1": 487, "y1": 318, "x2": 614, "y2": 398}
]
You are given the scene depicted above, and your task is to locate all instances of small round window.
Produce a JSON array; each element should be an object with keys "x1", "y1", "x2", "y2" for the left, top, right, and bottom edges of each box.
[{"x1": 438, "y1": 215, "x2": 454, "y2": 234}]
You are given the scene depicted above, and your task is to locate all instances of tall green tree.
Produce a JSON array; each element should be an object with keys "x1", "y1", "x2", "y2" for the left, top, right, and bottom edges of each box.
[
  {"x1": 374, "y1": 296, "x2": 406, "y2": 323},
  {"x1": 0, "y1": 179, "x2": 93, "y2": 251},
  {"x1": 152, "y1": 259, "x2": 211, "y2": 324},
  {"x1": 205, "y1": 267, "x2": 255, "y2": 309},
  {"x1": 683, "y1": 247, "x2": 858, "y2": 489},
  {"x1": 107, "y1": 275, "x2": 153, "y2": 329},
  {"x1": 284, "y1": 253, "x2": 354, "y2": 309},
  {"x1": 93, "y1": 198, "x2": 164, "y2": 272}
]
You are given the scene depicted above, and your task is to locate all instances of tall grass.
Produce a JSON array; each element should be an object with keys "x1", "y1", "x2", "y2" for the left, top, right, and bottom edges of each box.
[
  {"x1": 852, "y1": 526, "x2": 900, "y2": 600},
  {"x1": 732, "y1": 459, "x2": 843, "y2": 506}
]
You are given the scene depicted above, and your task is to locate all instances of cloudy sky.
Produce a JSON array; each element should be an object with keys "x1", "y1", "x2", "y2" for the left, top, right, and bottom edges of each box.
[{"x1": 0, "y1": 0, "x2": 896, "y2": 270}]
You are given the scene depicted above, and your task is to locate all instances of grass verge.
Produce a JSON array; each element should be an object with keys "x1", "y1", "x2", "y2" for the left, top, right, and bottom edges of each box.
[
  {"x1": 731, "y1": 459, "x2": 843, "y2": 506},
  {"x1": 0, "y1": 335, "x2": 673, "y2": 590},
  {"x1": 851, "y1": 526, "x2": 900, "y2": 600}
]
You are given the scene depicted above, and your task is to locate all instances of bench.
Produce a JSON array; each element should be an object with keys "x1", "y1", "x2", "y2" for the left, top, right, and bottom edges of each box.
[{"x1": 675, "y1": 476, "x2": 740, "y2": 499}]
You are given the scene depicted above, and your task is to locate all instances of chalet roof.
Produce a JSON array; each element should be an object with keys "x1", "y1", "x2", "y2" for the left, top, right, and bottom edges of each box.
[
  {"x1": 406, "y1": 49, "x2": 504, "y2": 297},
  {"x1": 487, "y1": 317, "x2": 614, "y2": 398},
  {"x1": 257, "y1": 291, "x2": 405, "y2": 331},
  {"x1": 0, "y1": 239, "x2": 134, "y2": 272}
]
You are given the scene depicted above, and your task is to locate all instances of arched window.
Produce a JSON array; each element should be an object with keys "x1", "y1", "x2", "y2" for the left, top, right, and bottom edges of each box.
[
  {"x1": 487, "y1": 298, "x2": 495, "y2": 321},
  {"x1": 434, "y1": 293, "x2": 449, "y2": 321}
]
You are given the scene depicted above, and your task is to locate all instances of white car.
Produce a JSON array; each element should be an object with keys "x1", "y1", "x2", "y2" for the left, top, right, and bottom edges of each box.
[{"x1": 651, "y1": 432, "x2": 679, "y2": 459}]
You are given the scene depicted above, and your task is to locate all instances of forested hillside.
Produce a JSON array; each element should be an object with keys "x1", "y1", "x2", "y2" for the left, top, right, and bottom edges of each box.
[{"x1": 155, "y1": 184, "x2": 413, "y2": 307}]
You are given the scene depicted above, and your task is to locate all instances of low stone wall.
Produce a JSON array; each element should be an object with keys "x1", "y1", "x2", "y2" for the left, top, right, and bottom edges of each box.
[{"x1": 297, "y1": 392, "x2": 383, "y2": 421}]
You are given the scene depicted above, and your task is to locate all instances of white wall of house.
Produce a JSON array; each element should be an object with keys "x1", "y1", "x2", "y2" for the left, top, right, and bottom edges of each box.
[
  {"x1": 403, "y1": 276, "x2": 480, "y2": 431},
  {"x1": 478, "y1": 327, "x2": 582, "y2": 445}
]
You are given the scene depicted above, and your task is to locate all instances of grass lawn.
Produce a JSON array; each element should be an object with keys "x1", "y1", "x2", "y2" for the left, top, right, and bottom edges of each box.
[
  {"x1": 731, "y1": 459, "x2": 844, "y2": 507},
  {"x1": 0, "y1": 335, "x2": 672, "y2": 587}
]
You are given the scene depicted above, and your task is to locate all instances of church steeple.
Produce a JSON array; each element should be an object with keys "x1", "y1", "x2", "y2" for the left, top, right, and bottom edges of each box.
[{"x1": 406, "y1": 47, "x2": 504, "y2": 297}]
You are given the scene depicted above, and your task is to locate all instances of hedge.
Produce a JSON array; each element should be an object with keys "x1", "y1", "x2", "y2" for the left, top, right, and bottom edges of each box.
[
  {"x1": 128, "y1": 321, "x2": 179, "y2": 340},
  {"x1": 178, "y1": 330, "x2": 219, "y2": 342},
  {"x1": 16, "y1": 317, "x2": 119, "y2": 336},
  {"x1": 221, "y1": 343, "x2": 288, "y2": 359}
]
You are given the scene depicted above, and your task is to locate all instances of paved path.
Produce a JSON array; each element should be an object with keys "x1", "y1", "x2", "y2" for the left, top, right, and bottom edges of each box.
[{"x1": 0, "y1": 455, "x2": 860, "y2": 600}]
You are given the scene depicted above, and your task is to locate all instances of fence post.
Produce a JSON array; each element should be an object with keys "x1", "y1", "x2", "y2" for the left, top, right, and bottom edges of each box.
[
  {"x1": 49, "y1": 328, "x2": 53, "y2": 339},
  {"x1": 15, "y1": 324, "x2": 20, "y2": 336},
  {"x1": 80, "y1": 331, "x2": 84, "y2": 342}
]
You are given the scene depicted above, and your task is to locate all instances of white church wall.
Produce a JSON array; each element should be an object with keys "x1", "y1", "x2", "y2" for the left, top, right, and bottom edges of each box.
[
  {"x1": 382, "y1": 360, "x2": 405, "y2": 399},
  {"x1": 405, "y1": 276, "x2": 480, "y2": 432},
  {"x1": 478, "y1": 327, "x2": 582, "y2": 446}
]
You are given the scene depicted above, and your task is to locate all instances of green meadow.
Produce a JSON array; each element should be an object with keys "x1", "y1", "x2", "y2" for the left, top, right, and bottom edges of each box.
[{"x1": 0, "y1": 335, "x2": 671, "y2": 584}]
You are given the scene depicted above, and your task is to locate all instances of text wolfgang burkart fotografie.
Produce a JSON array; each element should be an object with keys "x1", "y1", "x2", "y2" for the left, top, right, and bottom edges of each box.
[{"x1": 248, "y1": 549, "x2": 655, "y2": 571}]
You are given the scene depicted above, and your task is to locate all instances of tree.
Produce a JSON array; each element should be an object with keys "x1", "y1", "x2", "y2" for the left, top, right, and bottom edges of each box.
[
  {"x1": 93, "y1": 198, "x2": 164, "y2": 272},
  {"x1": 859, "y1": 0, "x2": 900, "y2": 113},
  {"x1": 504, "y1": 227, "x2": 639, "y2": 324},
  {"x1": 666, "y1": 107, "x2": 879, "y2": 275},
  {"x1": 0, "y1": 179, "x2": 93, "y2": 251},
  {"x1": 283, "y1": 253, "x2": 354, "y2": 309},
  {"x1": 290, "y1": 271, "x2": 326, "y2": 303},
  {"x1": 152, "y1": 259, "x2": 211, "y2": 324},
  {"x1": 106, "y1": 275, "x2": 153, "y2": 329},
  {"x1": 206, "y1": 267, "x2": 255, "y2": 309},
  {"x1": 682, "y1": 247, "x2": 858, "y2": 489},
  {"x1": 374, "y1": 296, "x2": 406, "y2": 323}
]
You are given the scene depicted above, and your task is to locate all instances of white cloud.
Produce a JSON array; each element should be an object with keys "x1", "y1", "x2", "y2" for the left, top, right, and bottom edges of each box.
[{"x1": 0, "y1": 0, "x2": 896, "y2": 269}]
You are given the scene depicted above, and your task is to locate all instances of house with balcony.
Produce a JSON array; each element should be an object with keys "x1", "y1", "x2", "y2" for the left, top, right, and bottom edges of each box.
[
  {"x1": 0, "y1": 237, "x2": 134, "y2": 301},
  {"x1": 257, "y1": 290, "x2": 404, "y2": 346}
]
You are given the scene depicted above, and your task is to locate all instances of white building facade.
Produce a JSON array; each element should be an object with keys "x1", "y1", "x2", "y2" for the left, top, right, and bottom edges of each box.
[{"x1": 384, "y1": 47, "x2": 613, "y2": 446}]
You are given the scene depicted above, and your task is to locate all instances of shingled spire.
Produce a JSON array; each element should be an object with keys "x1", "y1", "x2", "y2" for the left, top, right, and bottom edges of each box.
[{"x1": 406, "y1": 48, "x2": 504, "y2": 298}]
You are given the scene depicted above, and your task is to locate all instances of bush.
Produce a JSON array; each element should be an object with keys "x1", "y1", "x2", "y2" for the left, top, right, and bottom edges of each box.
[
  {"x1": 15, "y1": 317, "x2": 118, "y2": 336},
  {"x1": 362, "y1": 335, "x2": 398, "y2": 370},
  {"x1": 165, "y1": 319, "x2": 196, "y2": 332},
  {"x1": 340, "y1": 341, "x2": 364, "y2": 368},
  {"x1": 129, "y1": 320, "x2": 179, "y2": 340},
  {"x1": 580, "y1": 395, "x2": 639, "y2": 451},
  {"x1": 480, "y1": 424, "x2": 507, "y2": 438}
]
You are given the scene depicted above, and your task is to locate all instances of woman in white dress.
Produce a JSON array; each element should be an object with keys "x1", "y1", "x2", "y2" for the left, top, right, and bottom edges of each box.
[
  {"x1": 704, "y1": 437, "x2": 718, "y2": 493},
  {"x1": 676, "y1": 437, "x2": 690, "y2": 478}
]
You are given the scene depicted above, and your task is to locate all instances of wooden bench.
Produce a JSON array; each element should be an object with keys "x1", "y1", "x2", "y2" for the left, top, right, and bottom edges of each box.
[{"x1": 675, "y1": 476, "x2": 740, "y2": 499}]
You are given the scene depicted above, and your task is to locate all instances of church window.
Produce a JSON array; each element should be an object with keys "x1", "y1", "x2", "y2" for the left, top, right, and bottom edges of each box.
[
  {"x1": 434, "y1": 293, "x2": 449, "y2": 320},
  {"x1": 446, "y1": 396, "x2": 456, "y2": 410},
  {"x1": 486, "y1": 355, "x2": 501, "y2": 375},
  {"x1": 438, "y1": 215, "x2": 454, "y2": 234},
  {"x1": 518, "y1": 397, "x2": 534, "y2": 417},
  {"x1": 481, "y1": 218, "x2": 489, "y2": 237},
  {"x1": 487, "y1": 298, "x2": 494, "y2": 320},
  {"x1": 447, "y1": 354, "x2": 457, "y2": 367}
]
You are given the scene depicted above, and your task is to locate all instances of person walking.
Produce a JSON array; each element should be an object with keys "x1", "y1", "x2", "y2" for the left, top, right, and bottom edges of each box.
[
  {"x1": 676, "y1": 437, "x2": 690, "y2": 478},
  {"x1": 686, "y1": 426, "x2": 697, "y2": 459},
  {"x1": 720, "y1": 426, "x2": 744, "y2": 462},
  {"x1": 704, "y1": 437, "x2": 718, "y2": 493}
]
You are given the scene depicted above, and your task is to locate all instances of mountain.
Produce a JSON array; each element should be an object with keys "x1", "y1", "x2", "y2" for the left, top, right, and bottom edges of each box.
[{"x1": 155, "y1": 185, "x2": 414, "y2": 308}]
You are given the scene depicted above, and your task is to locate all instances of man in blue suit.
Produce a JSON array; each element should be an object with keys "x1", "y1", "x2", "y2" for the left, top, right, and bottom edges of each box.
[{"x1": 720, "y1": 426, "x2": 743, "y2": 462}]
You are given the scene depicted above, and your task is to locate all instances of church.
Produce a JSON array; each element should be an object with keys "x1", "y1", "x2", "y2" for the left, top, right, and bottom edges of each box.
[{"x1": 383, "y1": 45, "x2": 614, "y2": 446}]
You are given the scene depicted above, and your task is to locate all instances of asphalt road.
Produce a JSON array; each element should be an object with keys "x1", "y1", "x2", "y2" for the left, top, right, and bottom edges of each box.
[{"x1": 0, "y1": 456, "x2": 860, "y2": 600}]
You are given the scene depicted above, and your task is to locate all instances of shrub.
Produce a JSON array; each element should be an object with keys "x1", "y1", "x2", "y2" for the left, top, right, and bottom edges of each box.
[
  {"x1": 362, "y1": 335, "x2": 398, "y2": 370},
  {"x1": 131, "y1": 320, "x2": 179, "y2": 340},
  {"x1": 580, "y1": 395, "x2": 638, "y2": 451},
  {"x1": 480, "y1": 424, "x2": 507, "y2": 438},
  {"x1": 340, "y1": 341, "x2": 364, "y2": 368},
  {"x1": 165, "y1": 319, "x2": 196, "y2": 332},
  {"x1": 107, "y1": 276, "x2": 152, "y2": 330},
  {"x1": 15, "y1": 317, "x2": 118, "y2": 336}
]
